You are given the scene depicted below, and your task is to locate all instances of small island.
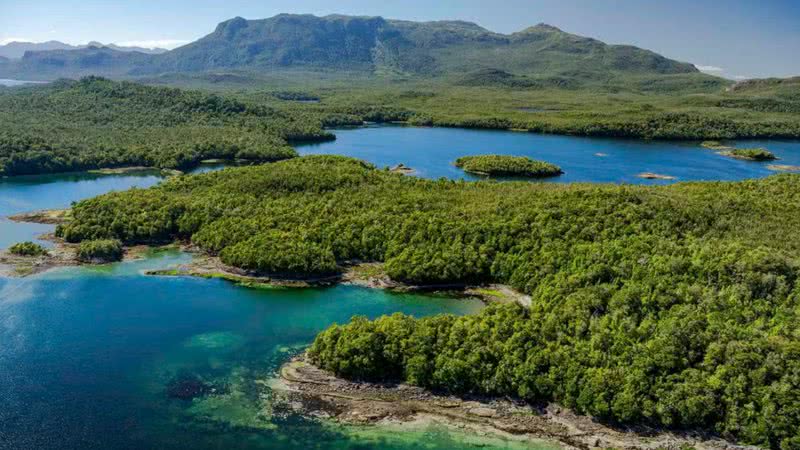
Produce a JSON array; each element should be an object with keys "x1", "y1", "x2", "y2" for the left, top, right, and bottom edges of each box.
[
  {"x1": 723, "y1": 148, "x2": 777, "y2": 161},
  {"x1": 454, "y1": 155, "x2": 563, "y2": 178},
  {"x1": 636, "y1": 172, "x2": 675, "y2": 180},
  {"x1": 701, "y1": 141, "x2": 778, "y2": 161}
]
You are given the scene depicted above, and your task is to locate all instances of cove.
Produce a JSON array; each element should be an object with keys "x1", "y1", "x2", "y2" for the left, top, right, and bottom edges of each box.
[
  {"x1": 298, "y1": 124, "x2": 800, "y2": 184},
  {"x1": 0, "y1": 172, "x2": 558, "y2": 449},
  {"x1": 0, "y1": 251, "x2": 564, "y2": 449},
  {"x1": 0, "y1": 171, "x2": 162, "y2": 249}
]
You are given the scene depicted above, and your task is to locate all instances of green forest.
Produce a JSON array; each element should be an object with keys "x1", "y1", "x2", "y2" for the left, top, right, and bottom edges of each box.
[
  {"x1": 2, "y1": 10, "x2": 800, "y2": 450},
  {"x1": 56, "y1": 155, "x2": 800, "y2": 448},
  {"x1": 454, "y1": 155, "x2": 562, "y2": 177},
  {"x1": 3, "y1": 74, "x2": 800, "y2": 177},
  {"x1": 0, "y1": 77, "x2": 328, "y2": 176}
]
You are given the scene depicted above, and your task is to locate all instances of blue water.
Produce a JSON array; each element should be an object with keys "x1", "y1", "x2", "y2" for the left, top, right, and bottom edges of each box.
[
  {"x1": 0, "y1": 251, "x2": 501, "y2": 449},
  {"x1": 0, "y1": 164, "x2": 555, "y2": 449},
  {"x1": 298, "y1": 125, "x2": 800, "y2": 184},
  {"x1": 0, "y1": 172, "x2": 162, "y2": 249}
]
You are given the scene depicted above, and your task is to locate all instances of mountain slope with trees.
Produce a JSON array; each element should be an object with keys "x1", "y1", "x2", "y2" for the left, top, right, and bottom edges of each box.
[{"x1": 0, "y1": 14, "x2": 699, "y2": 80}]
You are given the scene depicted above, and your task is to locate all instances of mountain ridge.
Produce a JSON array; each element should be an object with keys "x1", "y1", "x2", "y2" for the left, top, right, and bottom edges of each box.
[
  {"x1": 0, "y1": 40, "x2": 168, "y2": 59},
  {"x1": 0, "y1": 13, "x2": 699, "y2": 80}
]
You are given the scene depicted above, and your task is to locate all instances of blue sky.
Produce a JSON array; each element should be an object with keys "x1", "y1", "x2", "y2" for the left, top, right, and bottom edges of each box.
[{"x1": 1, "y1": 0, "x2": 798, "y2": 79}]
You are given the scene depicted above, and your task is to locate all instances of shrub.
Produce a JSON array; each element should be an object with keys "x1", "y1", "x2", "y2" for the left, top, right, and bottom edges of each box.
[
  {"x1": 77, "y1": 239, "x2": 123, "y2": 262},
  {"x1": 728, "y1": 148, "x2": 777, "y2": 161},
  {"x1": 8, "y1": 241, "x2": 48, "y2": 256}
]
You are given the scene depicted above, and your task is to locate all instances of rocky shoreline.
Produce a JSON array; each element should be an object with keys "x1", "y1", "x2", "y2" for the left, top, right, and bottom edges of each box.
[
  {"x1": 145, "y1": 255, "x2": 531, "y2": 305},
  {"x1": 1, "y1": 209, "x2": 171, "y2": 277},
  {"x1": 6, "y1": 209, "x2": 531, "y2": 306},
  {"x1": 274, "y1": 355, "x2": 759, "y2": 450}
]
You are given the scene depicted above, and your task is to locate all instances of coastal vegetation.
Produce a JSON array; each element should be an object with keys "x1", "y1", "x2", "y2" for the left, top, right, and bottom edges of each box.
[
  {"x1": 702, "y1": 142, "x2": 777, "y2": 161},
  {"x1": 76, "y1": 239, "x2": 123, "y2": 262},
  {"x1": 0, "y1": 77, "x2": 326, "y2": 176},
  {"x1": 53, "y1": 155, "x2": 800, "y2": 448},
  {"x1": 726, "y1": 148, "x2": 777, "y2": 161},
  {"x1": 8, "y1": 241, "x2": 47, "y2": 256},
  {"x1": 454, "y1": 155, "x2": 562, "y2": 177},
  {"x1": 1, "y1": 70, "x2": 800, "y2": 178}
]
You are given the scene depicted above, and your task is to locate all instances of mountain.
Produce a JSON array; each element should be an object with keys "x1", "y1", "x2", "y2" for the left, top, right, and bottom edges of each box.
[
  {"x1": 0, "y1": 14, "x2": 699, "y2": 80},
  {"x1": 0, "y1": 40, "x2": 167, "y2": 59},
  {"x1": 0, "y1": 40, "x2": 76, "y2": 59},
  {"x1": 147, "y1": 14, "x2": 697, "y2": 76},
  {"x1": 7, "y1": 47, "x2": 155, "y2": 79},
  {"x1": 87, "y1": 42, "x2": 168, "y2": 54}
]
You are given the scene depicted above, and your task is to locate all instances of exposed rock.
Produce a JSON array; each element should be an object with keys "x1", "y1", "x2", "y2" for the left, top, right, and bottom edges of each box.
[
  {"x1": 637, "y1": 172, "x2": 675, "y2": 180},
  {"x1": 389, "y1": 163, "x2": 415, "y2": 175},
  {"x1": 274, "y1": 355, "x2": 762, "y2": 450},
  {"x1": 767, "y1": 164, "x2": 800, "y2": 172}
]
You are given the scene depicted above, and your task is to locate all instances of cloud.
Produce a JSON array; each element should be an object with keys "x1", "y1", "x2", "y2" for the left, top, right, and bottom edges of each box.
[
  {"x1": 697, "y1": 65, "x2": 724, "y2": 73},
  {"x1": 732, "y1": 75, "x2": 749, "y2": 80},
  {"x1": 116, "y1": 39, "x2": 190, "y2": 49}
]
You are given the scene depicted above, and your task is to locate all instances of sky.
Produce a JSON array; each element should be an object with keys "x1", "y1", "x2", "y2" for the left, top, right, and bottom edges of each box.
[{"x1": 1, "y1": 0, "x2": 799, "y2": 79}]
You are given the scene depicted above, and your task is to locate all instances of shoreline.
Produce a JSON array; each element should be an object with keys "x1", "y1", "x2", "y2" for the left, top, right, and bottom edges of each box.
[
  {"x1": 4, "y1": 209, "x2": 531, "y2": 305},
  {"x1": 274, "y1": 355, "x2": 759, "y2": 450}
]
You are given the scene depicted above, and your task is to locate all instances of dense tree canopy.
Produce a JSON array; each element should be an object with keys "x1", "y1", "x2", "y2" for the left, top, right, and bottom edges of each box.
[
  {"x1": 454, "y1": 155, "x2": 562, "y2": 177},
  {"x1": 76, "y1": 239, "x2": 123, "y2": 262},
  {"x1": 0, "y1": 77, "x2": 330, "y2": 176},
  {"x1": 8, "y1": 241, "x2": 48, "y2": 256},
  {"x1": 57, "y1": 156, "x2": 800, "y2": 447}
]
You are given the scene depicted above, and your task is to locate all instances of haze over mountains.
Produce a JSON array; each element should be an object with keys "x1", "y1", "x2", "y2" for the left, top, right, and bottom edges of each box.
[
  {"x1": 0, "y1": 40, "x2": 168, "y2": 59},
  {"x1": 0, "y1": 13, "x2": 700, "y2": 81}
]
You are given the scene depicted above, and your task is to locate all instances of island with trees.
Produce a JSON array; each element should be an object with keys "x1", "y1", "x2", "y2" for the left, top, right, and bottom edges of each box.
[
  {"x1": 454, "y1": 155, "x2": 563, "y2": 178},
  {"x1": 2, "y1": 14, "x2": 800, "y2": 449},
  {"x1": 50, "y1": 154, "x2": 800, "y2": 448}
]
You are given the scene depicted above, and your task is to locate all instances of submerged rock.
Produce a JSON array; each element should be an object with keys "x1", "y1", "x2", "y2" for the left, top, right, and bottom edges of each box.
[
  {"x1": 184, "y1": 331, "x2": 245, "y2": 350},
  {"x1": 166, "y1": 375, "x2": 212, "y2": 400}
]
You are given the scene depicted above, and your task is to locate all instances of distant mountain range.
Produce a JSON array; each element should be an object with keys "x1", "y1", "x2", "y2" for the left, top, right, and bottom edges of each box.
[
  {"x1": 0, "y1": 14, "x2": 699, "y2": 81},
  {"x1": 0, "y1": 40, "x2": 168, "y2": 59}
]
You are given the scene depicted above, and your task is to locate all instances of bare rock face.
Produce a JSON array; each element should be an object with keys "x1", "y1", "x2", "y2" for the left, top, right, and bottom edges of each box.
[{"x1": 468, "y1": 407, "x2": 497, "y2": 418}]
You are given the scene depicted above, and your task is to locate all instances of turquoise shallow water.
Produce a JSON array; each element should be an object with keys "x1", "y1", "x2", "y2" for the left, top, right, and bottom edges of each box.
[
  {"x1": 299, "y1": 124, "x2": 800, "y2": 184},
  {"x1": 4, "y1": 126, "x2": 797, "y2": 448},
  {"x1": 0, "y1": 251, "x2": 545, "y2": 449}
]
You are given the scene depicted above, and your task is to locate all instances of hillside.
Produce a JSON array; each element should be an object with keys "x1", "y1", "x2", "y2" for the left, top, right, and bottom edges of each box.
[
  {"x1": 0, "y1": 14, "x2": 699, "y2": 80},
  {"x1": 0, "y1": 77, "x2": 330, "y2": 175}
]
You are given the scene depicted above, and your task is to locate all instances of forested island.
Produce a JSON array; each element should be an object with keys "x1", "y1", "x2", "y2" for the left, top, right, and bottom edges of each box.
[
  {"x1": 2, "y1": 12, "x2": 800, "y2": 450},
  {"x1": 50, "y1": 154, "x2": 800, "y2": 448},
  {"x1": 455, "y1": 155, "x2": 563, "y2": 177}
]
